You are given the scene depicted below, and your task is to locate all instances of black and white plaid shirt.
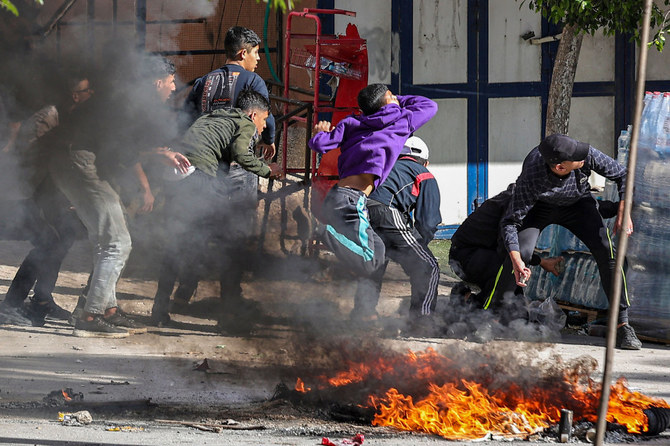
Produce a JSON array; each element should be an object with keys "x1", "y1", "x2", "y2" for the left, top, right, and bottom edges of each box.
[{"x1": 501, "y1": 146, "x2": 626, "y2": 252}]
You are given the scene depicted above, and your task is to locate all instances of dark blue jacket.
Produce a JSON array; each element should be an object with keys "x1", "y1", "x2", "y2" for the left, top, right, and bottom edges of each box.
[
  {"x1": 184, "y1": 65, "x2": 275, "y2": 145},
  {"x1": 369, "y1": 156, "x2": 441, "y2": 243}
]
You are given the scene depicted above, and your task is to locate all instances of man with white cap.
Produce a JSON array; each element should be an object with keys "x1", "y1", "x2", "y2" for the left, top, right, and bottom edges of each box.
[{"x1": 352, "y1": 136, "x2": 442, "y2": 335}]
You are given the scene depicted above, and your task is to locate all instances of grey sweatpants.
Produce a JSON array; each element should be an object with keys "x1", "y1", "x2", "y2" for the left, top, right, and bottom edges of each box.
[{"x1": 50, "y1": 149, "x2": 132, "y2": 315}]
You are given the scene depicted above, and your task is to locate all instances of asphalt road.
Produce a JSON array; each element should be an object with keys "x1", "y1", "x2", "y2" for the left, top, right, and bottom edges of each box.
[{"x1": 2, "y1": 240, "x2": 670, "y2": 445}]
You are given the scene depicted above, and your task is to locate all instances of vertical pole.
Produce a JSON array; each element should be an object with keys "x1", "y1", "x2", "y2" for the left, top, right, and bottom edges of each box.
[
  {"x1": 282, "y1": 13, "x2": 293, "y2": 176},
  {"x1": 86, "y1": 0, "x2": 95, "y2": 61},
  {"x1": 112, "y1": 0, "x2": 118, "y2": 37},
  {"x1": 594, "y1": 1, "x2": 652, "y2": 444},
  {"x1": 466, "y1": 0, "x2": 478, "y2": 212},
  {"x1": 304, "y1": 103, "x2": 313, "y2": 181},
  {"x1": 56, "y1": 23, "x2": 61, "y2": 59},
  {"x1": 135, "y1": 0, "x2": 147, "y2": 50},
  {"x1": 476, "y1": 0, "x2": 489, "y2": 208}
]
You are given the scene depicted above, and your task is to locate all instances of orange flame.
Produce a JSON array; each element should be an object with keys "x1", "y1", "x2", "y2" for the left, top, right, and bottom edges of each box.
[
  {"x1": 61, "y1": 389, "x2": 72, "y2": 402},
  {"x1": 601, "y1": 378, "x2": 670, "y2": 434},
  {"x1": 295, "y1": 348, "x2": 669, "y2": 440},
  {"x1": 295, "y1": 377, "x2": 311, "y2": 393},
  {"x1": 369, "y1": 380, "x2": 555, "y2": 439}
]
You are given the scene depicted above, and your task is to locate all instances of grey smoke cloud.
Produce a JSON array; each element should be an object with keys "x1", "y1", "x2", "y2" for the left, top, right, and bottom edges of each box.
[{"x1": 156, "y1": 0, "x2": 217, "y2": 19}]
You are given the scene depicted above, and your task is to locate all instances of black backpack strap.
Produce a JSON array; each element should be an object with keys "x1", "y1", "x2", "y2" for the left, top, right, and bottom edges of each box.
[{"x1": 200, "y1": 70, "x2": 240, "y2": 113}]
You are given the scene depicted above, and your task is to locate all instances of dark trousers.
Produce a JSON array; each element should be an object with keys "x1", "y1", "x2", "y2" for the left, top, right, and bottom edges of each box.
[
  {"x1": 5, "y1": 177, "x2": 80, "y2": 306},
  {"x1": 490, "y1": 197, "x2": 629, "y2": 323},
  {"x1": 170, "y1": 165, "x2": 257, "y2": 303},
  {"x1": 448, "y1": 244, "x2": 505, "y2": 309},
  {"x1": 320, "y1": 185, "x2": 386, "y2": 277},
  {"x1": 153, "y1": 169, "x2": 248, "y2": 318},
  {"x1": 354, "y1": 202, "x2": 440, "y2": 318}
]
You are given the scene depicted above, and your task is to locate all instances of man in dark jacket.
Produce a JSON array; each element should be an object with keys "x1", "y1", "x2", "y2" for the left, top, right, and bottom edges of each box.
[
  {"x1": 494, "y1": 134, "x2": 641, "y2": 350},
  {"x1": 151, "y1": 89, "x2": 281, "y2": 328},
  {"x1": 50, "y1": 57, "x2": 189, "y2": 338},
  {"x1": 449, "y1": 184, "x2": 565, "y2": 310},
  {"x1": 352, "y1": 136, "x2": 442, "y2": 333},
  {"x1": 174, "y1": 26, "x2": 276, "y2": 306},
  {"x1": 184, "y1": 26, "x2": 275, "y2": 159}
]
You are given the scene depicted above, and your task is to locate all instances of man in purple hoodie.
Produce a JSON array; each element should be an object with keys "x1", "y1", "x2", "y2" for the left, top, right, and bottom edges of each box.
[{"x1": 309, "y1": 84, "x2": 437, "y2": 323}]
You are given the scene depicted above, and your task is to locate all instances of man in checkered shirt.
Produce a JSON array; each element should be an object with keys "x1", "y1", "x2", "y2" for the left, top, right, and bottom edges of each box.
[{"x1": 491, "y1": 134, "x2": 641, "y2": 350}]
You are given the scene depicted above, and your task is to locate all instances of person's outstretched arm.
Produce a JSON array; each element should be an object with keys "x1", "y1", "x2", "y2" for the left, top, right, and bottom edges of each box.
[
  {"x1": 308, "y1": 120, "x2": 343, "y2": 154},
  {"x1": 396, "y1": 95, "x2": 438, "y2": 132}
]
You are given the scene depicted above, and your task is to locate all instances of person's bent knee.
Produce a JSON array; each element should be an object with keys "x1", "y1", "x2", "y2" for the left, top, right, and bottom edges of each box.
[
  {"x1": 361, "y1": 258, "x2": 384, "y2": 277},
  {"x1": 111, "y1": 235, "x2": 132, "y2": 260}
]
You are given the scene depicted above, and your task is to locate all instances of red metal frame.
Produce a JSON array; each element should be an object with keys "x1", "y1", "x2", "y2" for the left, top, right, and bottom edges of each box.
[{"x1": 282, "y1": 8, "x2": 364, "y2": 178}]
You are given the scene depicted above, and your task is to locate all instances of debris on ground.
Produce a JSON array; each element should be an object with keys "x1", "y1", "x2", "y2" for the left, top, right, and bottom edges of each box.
[
  {"x1": 59, "y1": 410, "x2": 92, "y2": 426},
  {"x1": 106, "y1": 425, "x2": 145, "y2": 432},
  {"x1": 89, "y1": 380, "x2": 130, "y2": 386},
  {"x1": 321, "y1": 433, "x2": 364, "y2": 446},
  {"x1": 194, "y1": 358, "x2": 210, "y2": 371},
  {"x1": 193, "y1": 357, "x2": 234, "y2": 374},
  {"x1": 155, "y1": 418, "x2": 265, "y2": 432},
  {"x1": 44, "y1": 388, "x2": 84, "y2": 405}
]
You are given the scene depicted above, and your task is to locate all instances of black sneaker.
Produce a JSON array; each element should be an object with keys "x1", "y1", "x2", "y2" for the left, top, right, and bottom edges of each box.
[
  {"x1": 0, "y1": 301, "x2": 34, "y2": 326},
  {"x1": 73, "y1": 316, "x2": 129, "y2": 338},
  {"x1": 403, "y1": 316, "x2": 443, "y2": 338},
  {"x1": 22, "y1": 301, "x2": 49, "y2": 327},
  {"x1": 450, "y1": 282, "x2": 472, "y2": 297},
  {"x1": 150, "y1": 311, "x2": 171, "y2": 328},
  {"x1": 29, "y1": 299, "x2": 71, "y2": 321},
  {"x1": 616, "y1": 324, "x2": 642, "y2": 350},
  {"x1": 68, "y1": 296, "x2": 87, "y2": 326},
  {"x1": 45, "y1": 300, "x2": 72, "y2": 320},
  {"x1": 104, "y1": 311, "x2": 147, "y2": 334}
]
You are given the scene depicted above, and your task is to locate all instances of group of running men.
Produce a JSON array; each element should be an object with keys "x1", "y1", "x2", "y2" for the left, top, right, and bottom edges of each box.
[{"x1": 0, "y1": 25, "x2": 642, "y2": 349}]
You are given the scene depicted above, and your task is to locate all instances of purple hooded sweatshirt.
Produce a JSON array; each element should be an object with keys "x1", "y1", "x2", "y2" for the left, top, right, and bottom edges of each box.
[{"x1": 308, "y1": 95, "x2": 438, "y2": 189}]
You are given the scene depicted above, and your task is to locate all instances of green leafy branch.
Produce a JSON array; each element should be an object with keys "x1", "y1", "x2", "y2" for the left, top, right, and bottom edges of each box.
[{"x1": 519, "y1": 0, "x2": 670, "y2": 51}]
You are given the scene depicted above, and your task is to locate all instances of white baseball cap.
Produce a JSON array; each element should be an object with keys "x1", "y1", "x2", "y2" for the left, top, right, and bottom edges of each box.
[{"x1": 402, "y1": 136, "x2": 429, "y2": 160}]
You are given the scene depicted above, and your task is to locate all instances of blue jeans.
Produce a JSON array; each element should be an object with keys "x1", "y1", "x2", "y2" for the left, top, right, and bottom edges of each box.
[{"x1": 50, "y1": 149, "x2": 132, "y2": 315}]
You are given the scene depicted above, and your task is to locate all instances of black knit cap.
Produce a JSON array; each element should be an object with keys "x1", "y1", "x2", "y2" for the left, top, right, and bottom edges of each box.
[{"x1": 539, "y1": 134, "x2": 589, "y2": 164}]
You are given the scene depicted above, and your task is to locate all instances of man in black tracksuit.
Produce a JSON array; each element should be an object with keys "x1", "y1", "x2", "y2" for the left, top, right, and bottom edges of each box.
[{"x1": 353, "y1": 136, "x2": 441, "y2": 332}]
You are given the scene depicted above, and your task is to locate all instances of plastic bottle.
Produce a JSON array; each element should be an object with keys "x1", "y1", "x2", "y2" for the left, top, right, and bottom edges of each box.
[
  {"x1": 617, "y1": 129, "x2": 629, "y2": 164},
  {"x1": 640, "y1": 91, "x2": 662, "y2": 151},
  {"x1": 638, "y1": 92, "x2": 652, "y2": 149}
]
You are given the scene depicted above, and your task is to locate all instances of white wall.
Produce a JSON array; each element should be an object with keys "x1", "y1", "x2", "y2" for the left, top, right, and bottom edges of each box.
[
  {"x1": 643, "y1": 39, "x2": 670, "y2": 81},
  {"x1": 331, "y1": 1, "x2": 656, "y2": 228},
  {"x1": 569, "y1": 96, "x2": 616, "y2": 189},
  {"x1": 334, "y1": 0, "x2": 392, "y2": 85},
  {"x1": 413, "y1": 0, "x2": 468, "y2": 85},
  {"x1": 575, "y1": 30, "x2": 615, "y2": 83},
  {"x1": 489, "y1": 0, "x2": 542, "y2": 83},
  {"x1": 415, "y1": 98, "x2": 469, "y2": 224},
  {"x1": 488, "y1": 97, "x2": 543, "y2": 196}
]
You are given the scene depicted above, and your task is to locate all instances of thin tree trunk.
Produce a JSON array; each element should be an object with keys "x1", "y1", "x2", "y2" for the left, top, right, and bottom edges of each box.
[{"x1": 545, "y1": 23, "x2": 584, "y2": 136}]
